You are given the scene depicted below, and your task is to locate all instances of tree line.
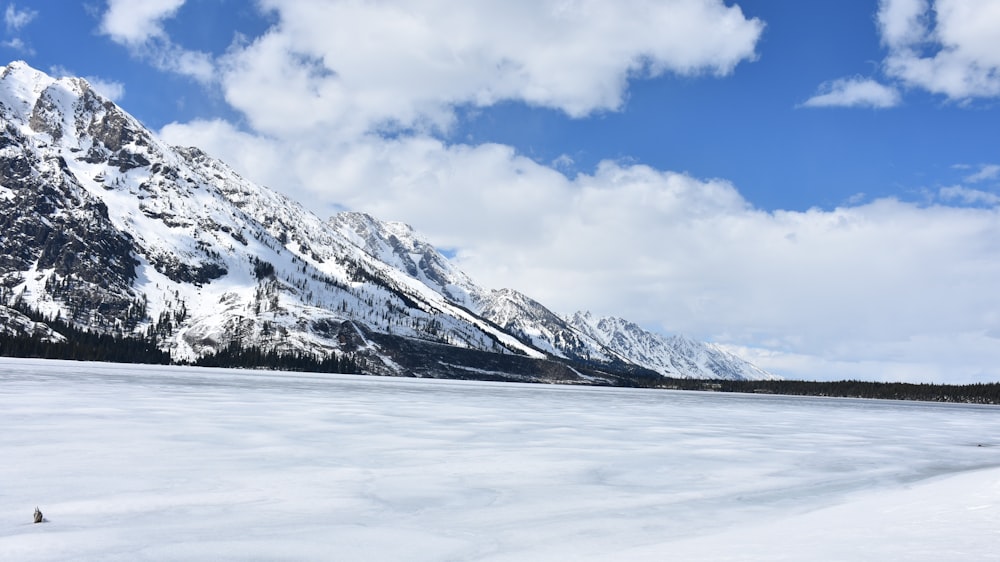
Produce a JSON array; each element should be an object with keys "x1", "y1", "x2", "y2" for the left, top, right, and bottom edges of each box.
[
  {"x1": 0, "y1": 303, "x2": 359, "y2": 375},
  {"x1": 194, "y1": 341, "x2": 360, "y2": 374},
  {"x1": 643, "y1": 376, "x2": 1000, "y2": 405},
  {"x1": 0, "y1": 305, "x2": 170, "y2": 364},
  {"x1": 2, "y1": 303, "x2": 998, "y2": 403}
]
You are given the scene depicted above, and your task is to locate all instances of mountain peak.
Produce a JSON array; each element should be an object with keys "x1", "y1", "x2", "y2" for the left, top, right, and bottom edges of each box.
[
  {"x1": 0, "y1": 61, "x2": 95, "y2": 112},
  {"x1": 1, "y1": 60, "x2": 57, "y2": 116},
  {"x1": 561, "y1": 312, "x2": 777, "y2": 380},
  {"x1": 329, "y1": 210, "x2": 483, "y2": 308},
  {"x1": 1, "y1": 60, "x2": 49, "y2": 84}
]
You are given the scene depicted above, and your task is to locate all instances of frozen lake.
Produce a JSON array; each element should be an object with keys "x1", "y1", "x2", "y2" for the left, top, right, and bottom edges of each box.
[{"x1": 2, "y1": 357, "x2": 999, "y2": 560}]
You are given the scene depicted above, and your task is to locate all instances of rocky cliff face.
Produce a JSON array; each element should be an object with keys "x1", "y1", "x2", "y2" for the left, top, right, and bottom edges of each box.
[{"x1": 0, "y1": 61, "x2": 775, "y2": 382}]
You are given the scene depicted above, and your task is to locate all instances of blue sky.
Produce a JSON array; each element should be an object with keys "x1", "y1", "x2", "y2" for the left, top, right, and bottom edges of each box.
[
  {"x1": 10, "y1": 0, "x2": 998, "y2": 212},
  {"x1": 4, "y1": 1, "x2": 1000, "y2": 383}
]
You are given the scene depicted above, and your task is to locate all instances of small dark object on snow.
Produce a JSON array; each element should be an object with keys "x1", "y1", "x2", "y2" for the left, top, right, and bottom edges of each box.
[{"x1": 33, "y1": 507, "x2": 43, "y2": 524}]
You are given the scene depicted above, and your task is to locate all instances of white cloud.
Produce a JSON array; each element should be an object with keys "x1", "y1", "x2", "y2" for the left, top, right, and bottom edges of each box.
[
  {"x1": 552, "y1": 154, "x2": 575, "y2": 171},
  {"x1": 877, "y1": 0, "x2": 929, "y2": 49},
  {"x1": 50, "y1": 65, "x2": 126, "y2": 103},
  {"x1": 808, "y1": 1, "x2": 1000, "y2": 107},
  {"x1": 4, "y1": 3, "x2": 36, "y2": 32},
  {"x1": 802, "y1": 77, "x2": 901, "y2": 108},
  {"x1": 215, "y1": 0, "x2": 764, "y2": 137},
  {"x1": 964, "y1": 163, "x2": 1000, "y2": 183},
  {"x1": 99, "y1": 0, "x2": 214, "y2": 83},
  {"x1": 99, "y1": 0, "x2": 184, "y2": 45},
  {"x1": 2, "y1": 3, "x2": 37, "y2": 54},
  {"x1": 144, "y1": 42, "x2": 214, "y2": 82},
  {"x1": 85, "y1": 76, "x2": 126, "y2": 102},
  {"x1": 879, "y1": 0, "x2": 1000, "y2": 100},
  {"x1": 1, "y1": 36, "x2": 29, "y2": 54},
  {"x1": 719, "y1": 334, "x2": 1000, "y2": 384},
  {"x1": 939, "y1": 185, "x2": 1000, "y2": 206}
]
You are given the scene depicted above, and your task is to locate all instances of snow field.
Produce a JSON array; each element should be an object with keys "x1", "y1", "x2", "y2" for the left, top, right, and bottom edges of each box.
[{"x1": 1, "y1": 357, "x2": 998, "y2": 560}]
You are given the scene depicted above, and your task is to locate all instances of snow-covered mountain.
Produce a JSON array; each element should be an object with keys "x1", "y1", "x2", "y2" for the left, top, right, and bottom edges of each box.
[
  {"x1": 327, "y1": 200, "x2": 773, "y2": 381},
  {"x1": 328, "y1": 211, "x2": 484, "y2": 309},
  {"x1": 0, "y1": 60, "x2": 775, "y2": 382},
  {"x1": 567, "y1": 312, "x2": 780, "y2": 380}
]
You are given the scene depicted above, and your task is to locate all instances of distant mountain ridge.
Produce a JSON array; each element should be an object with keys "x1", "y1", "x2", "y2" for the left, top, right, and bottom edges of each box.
[{"x1": 0, "y1": 60, "x2": 776, "y2": 383}]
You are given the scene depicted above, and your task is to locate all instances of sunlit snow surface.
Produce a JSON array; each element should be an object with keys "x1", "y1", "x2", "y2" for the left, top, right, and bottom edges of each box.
[{"x1": 2, "y1": 358, "x2": 999, "y2": 561}]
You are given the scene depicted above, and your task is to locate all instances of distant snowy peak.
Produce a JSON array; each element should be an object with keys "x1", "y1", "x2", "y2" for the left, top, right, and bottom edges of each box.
[
  {"x1": 324, "y1": 213, "x2": 777, "y2": 380},
  {"x1": 472, "y1": 288, "x2": 613, "y2": 361},
  {"x1": 567, "y1": 312, "x2": 778, "y2": 381},
  {"x1": 329, "y1": 211, "x2": 484, "y2": 308}
]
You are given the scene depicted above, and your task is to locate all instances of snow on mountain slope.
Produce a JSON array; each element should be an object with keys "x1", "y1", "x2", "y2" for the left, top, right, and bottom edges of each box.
[
  {"x1": 325, "y1": 215, "x2": 624, "y2": 364},
  {"x1": 471, "y1": 288, "x2": 614, "y2": 361},
  {"x1": 0, "y1": 61, "x2": 541, "y2": 367},
  {"x1": 0, "y1": 60, "x2": 774, "y2": 381},
  {"x1": 1, "y1": 61, "x2": 354, "y2": 360},
  {"x1": 568, "y1": 312, "x2": 778, "y2": 380},
  {"x1": 0, "y1": 305, "x2": 64, "y2": 343},
  {"x1": 180, "y1": 156, "x2": 544, "y2": 360},
  {"x1": 329, "y1": 211, "x2": 485, "y2": 309},
  {"x1": 333, "y1": 208, "x2": 777, "y2": 380}
]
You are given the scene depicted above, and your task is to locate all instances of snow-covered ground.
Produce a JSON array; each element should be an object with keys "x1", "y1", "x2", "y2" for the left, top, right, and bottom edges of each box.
[{"x1": 2, "y1": 357, "x2": 998, "y2": 561}]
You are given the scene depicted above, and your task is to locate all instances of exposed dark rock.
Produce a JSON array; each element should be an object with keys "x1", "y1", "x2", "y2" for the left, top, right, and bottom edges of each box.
[{"x1": 28, "y1": 91, "x2": 63, "y2": 140}]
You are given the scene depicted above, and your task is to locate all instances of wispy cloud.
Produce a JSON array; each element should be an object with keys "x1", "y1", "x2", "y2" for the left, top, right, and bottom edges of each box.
[
  {"x1": 1, "y1": 36, "x2": 28, "y2": 53},
  {"x1": 4, "y1": 3, "x2": 36, "y2": 32},
  {"x1": 964, "y1": 163, "x2": 1000, "y2": 183},
  {"x1": 939, "y1": 185, "x2": 1000, "y2": 206},
  {"x1": 2, "y1": 3, "x2": 37, "y2": 54},
  {"x1": 802, "y1": 77, "x2": 901, "y2": 109}
]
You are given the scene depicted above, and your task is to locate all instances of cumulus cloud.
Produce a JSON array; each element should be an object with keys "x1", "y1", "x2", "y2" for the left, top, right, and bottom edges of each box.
[
  {"x1": 877, "y1": 0, "x2": 929, "y2": 49},
  {"x1": 215, "y1": 0, "x2": 763, "y2": 137},
  {"x1": 807, "y1": 1, "x2": 1000, "y2": 107},
  {"x1": 802, "y1": 77, "x2": 901, "y2": 108},
  {"x1": 99, "y1": 0, "x2": 184, "y2": 45},
  {"x1": 99, "y1": 0, "x2": 214, "y2": 83},
  {"x1": 879, "y1": 0, "x2": 1000, "y2": 100}
]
